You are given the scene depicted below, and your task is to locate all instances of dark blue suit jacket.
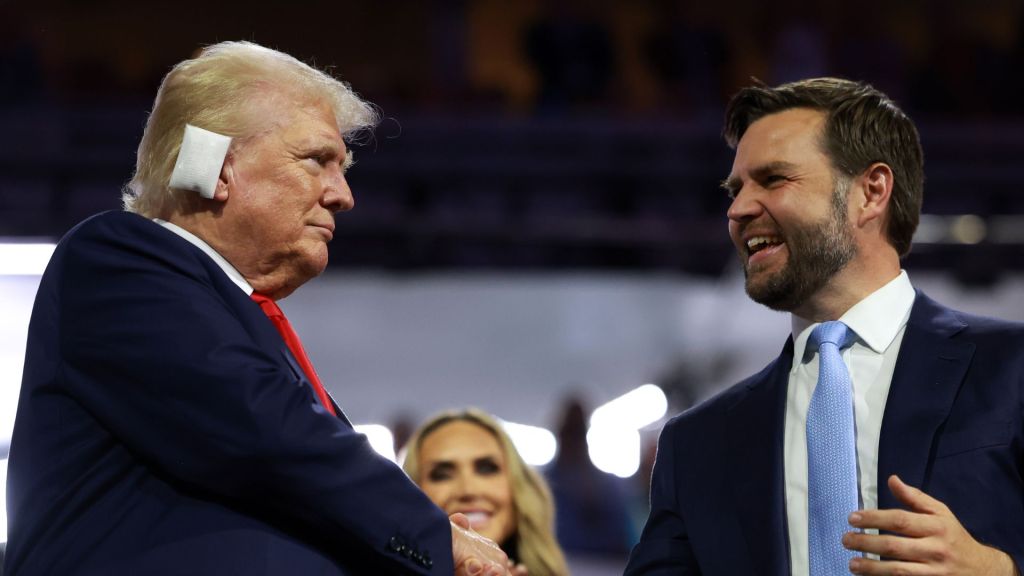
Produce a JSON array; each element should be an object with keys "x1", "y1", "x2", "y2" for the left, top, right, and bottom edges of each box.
[
  {"x1": 625, "y1": 291, "x2": 1024, "y2": 575},
  {"x1": 4, "y1": 211, "x2": 453, "y2": 575}
]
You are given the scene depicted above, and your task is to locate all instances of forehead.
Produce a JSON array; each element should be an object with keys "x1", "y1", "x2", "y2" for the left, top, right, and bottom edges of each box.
[
  {"x1": 420, "y1": 421, "x2": 504, "y2": 461},
  {"x1": 281, "y1": 102, "x2": 344, "y2": 145},
  {"x1": 246, "y1": 98, "x2": 345, "y2": 152},
  {"x1": 732, "y1": 108, "x2": 828, "y2": 172}
]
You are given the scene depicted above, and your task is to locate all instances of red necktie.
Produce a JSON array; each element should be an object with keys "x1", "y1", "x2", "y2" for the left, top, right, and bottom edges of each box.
[{"x1": 251, "y1": 292, "x2": 337, "y2": 416}]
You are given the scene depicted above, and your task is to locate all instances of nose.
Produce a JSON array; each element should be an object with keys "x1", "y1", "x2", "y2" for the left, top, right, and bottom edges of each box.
[
  {"x1": 322, "y1": 170, "x2": 354, "y2": 213},
  {"x1": 726, "y1": 186, "x2": 763, "y2": 225},
  {"x1": 726, "y1": 185, "x2": 765, "y2": 246},
  {"x1": 452, "y1": 471, "x2": 481, "y2": 501}
]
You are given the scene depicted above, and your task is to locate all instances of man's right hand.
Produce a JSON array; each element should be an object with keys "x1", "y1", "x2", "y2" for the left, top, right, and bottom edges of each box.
[{"x1": 450, "y1": 512, "x2": 511, "y2": 576}]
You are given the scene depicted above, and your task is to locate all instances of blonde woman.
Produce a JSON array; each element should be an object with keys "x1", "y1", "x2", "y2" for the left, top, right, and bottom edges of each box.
[{"x1": 402, "y1": 409, "x2": 570, "y2": 576}]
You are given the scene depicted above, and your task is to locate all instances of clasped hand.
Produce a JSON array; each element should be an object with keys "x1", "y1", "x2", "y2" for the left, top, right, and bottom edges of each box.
[
  {"x1": 450, "y1": 513, "x2": 528, "y2": 576},
  {"x1": 841, "y1": 475, "x2": 1017, "y2": 575}
]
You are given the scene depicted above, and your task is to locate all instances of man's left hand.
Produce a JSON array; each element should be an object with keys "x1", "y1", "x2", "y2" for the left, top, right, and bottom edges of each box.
[{"x1": 842, "y1": 474, "x2": 1018, "y2": 575}]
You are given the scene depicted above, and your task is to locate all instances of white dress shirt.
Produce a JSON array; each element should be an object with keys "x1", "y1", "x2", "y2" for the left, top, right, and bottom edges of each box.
[
  {"x1": 154, "y1": 218, "x2": 253, "y2": 295},
  {"x1": 785, "y1": 270, "x2": 916, "y2": 576}
]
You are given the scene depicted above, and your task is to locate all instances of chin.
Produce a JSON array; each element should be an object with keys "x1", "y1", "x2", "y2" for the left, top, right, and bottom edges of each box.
[
  {"x1": 745, "y1": 272, "x2": 801, "y2": 312},
  {"x1": 486, "y1": 525, "x2": 515, "y2": 547},
  {"x1": 300, "y1": 249, "x2": 330, "y2": 277}
]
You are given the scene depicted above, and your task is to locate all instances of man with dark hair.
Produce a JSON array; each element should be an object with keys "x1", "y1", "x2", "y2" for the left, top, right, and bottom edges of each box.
[
  {"x1": 626, "y1": 78, "x2": 1023, "y2": 575},
  {"x1": 4, "y1": 41, "x2": 512, "y2": 576}
]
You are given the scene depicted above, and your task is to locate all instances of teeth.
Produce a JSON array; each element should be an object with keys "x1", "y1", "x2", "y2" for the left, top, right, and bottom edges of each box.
[
  {"x1": 463, "y1": 512, "x2": 491, "y2": 527},
  {"x1": 745, "y1": 235, "x2": 782, "y2": 253},
  {"x1": 746, "y1": 236, "x2": 781, "y2": 250}
]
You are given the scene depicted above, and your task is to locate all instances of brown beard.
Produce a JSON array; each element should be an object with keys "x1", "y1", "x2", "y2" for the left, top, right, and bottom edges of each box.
[{"x1": 743, "y1": 180, "x2": 857, "y2": 312}]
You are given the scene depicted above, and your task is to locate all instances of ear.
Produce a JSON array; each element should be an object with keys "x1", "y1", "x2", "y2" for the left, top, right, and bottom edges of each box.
[
  {"x1": 212, "y1": 153, "x2": 233, "y2": 202},
  {"x1": 854, "y1": 162, "x2": 894, "y2": 229}
]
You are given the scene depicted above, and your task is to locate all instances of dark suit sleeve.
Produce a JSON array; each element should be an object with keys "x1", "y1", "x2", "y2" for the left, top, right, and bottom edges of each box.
[
  {"x1": 55, "y1": 217, "x2": 451, "y2": 574},
  {"x1": 624, "y1": 420, "x2": 701, "y2": 575}
]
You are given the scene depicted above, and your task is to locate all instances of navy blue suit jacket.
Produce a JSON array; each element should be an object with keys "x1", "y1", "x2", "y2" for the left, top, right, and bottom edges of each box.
[
  {"x1": 625, "y1": 291, "x2": 1024, "y2": 575},
  {"x1": 4, "y1": 211, "x2": 453, "y2": 575}
]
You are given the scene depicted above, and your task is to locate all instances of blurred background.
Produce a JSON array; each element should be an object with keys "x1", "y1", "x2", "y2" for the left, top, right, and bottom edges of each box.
[{"x1": 2, "y1": 0, "x2": 1024, "y2": 571}]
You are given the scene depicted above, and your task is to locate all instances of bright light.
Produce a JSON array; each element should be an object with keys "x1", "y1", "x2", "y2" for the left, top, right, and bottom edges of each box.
[
  {"x1": 1, "y1": 353, "x2": 22, "y2": 451},
  {"x1": 586, "y1": 424, "x2": 640, "y2": 478},
  {"x1": 354, "y1": 424, "x2": 395, "y2": 462},
  {"x1": 950, "y1": 215, "x2": 987, "y2": 244},
  {"x1": 501, "y1": 420, "x2": 557, "y2": 466},
  {"x1": 1, "y1": 458, "x2": 8, "y2": 544},
  {"x1": 0, "y1": 243, "x2": 56, "y2": 276},
  {"x1": 584, "y1": 384, "x2": 667, "y2": 478},
  {"x1": 2, "y1": 270, "x2": 43, "y2": 462},
  {"x1": 590, "y1": 384, "x2": 667, "y2": 430}
]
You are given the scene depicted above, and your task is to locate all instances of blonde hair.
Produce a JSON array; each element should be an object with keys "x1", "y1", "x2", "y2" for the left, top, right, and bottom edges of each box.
[
  {"x1": 122, "y1": 41, "x2": 378, "y2": 217},
  {"x1": 402, "y1": 409, "x2": 570, "y2": 576}
]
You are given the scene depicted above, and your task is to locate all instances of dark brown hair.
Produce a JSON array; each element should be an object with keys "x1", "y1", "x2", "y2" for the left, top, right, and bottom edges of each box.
[{"x1": 724, "y1": 77, "x2": 923, "y2": 257}]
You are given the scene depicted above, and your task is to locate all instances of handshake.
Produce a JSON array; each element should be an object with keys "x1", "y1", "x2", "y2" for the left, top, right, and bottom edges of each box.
[{"x1": 451, "y1": 512, "x2": 528, "y2": 576}]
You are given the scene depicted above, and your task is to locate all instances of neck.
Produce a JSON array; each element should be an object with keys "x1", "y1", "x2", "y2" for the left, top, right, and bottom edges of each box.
[
  {"x1": 166, "y1": 210, "x2": 300, "y2": 300},
  {"x1": 792, "y1": 254, "x2": 901, "y2": 323}
]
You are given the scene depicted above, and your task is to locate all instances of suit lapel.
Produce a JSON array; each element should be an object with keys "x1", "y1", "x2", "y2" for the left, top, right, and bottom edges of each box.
[
  {"x1": 216, "y1": 274, "x2": 354, "y2": 427},
  {"x1": 278, "y1": 348, "x2": 353, "y2": 427},
  {"x1": 877, "y1": 292, "x2": 974, "y2": 509},
  {"x1": 326, "y1": 392, "x2": 352, "y2": 427},
  {"x1": 727, "y1": 340, "x2": 793, "y2": 576}
]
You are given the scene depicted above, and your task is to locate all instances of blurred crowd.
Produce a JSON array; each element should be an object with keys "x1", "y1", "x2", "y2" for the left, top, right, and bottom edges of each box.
[{"x1": 3, "y1": 0, "x2": 1024, "y2": 119}]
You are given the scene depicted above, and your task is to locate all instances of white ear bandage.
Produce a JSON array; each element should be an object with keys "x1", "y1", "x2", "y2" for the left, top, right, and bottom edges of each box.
[{"x1": 168, "y1": 124, "x2": 232, "y2": 199}]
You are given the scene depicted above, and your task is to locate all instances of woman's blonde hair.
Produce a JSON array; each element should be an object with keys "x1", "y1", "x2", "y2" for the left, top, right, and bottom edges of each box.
[
  {"x1": 401, "y1": 408, "x2": 570, "y2": 576},
  {"x1": 122, "y1": 40, "x2": 378, "y2": 217}
]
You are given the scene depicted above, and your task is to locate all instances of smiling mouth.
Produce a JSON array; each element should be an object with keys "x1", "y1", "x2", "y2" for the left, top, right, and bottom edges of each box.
[
  {"x1": 459, "y1": 511, "x2": 492, "y2": 529},
  {"x1": 746, "y1": 235, "x2": 783, "y2": 257}
]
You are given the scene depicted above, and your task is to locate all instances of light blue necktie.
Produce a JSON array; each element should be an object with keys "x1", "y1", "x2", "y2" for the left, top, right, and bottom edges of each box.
[{"x1": 807, "y1": 321, "x2": 859, "y2": 575}]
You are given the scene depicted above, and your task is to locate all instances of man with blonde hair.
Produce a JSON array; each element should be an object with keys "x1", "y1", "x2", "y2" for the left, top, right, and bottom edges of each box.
[{"x1": 4, "y1": 42, "x2": 511, "y2": 576}]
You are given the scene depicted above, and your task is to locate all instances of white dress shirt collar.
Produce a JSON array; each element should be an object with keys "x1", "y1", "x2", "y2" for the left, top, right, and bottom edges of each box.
[{"x1": 791, "y1": 270, "x2": 916, "y2": 362}]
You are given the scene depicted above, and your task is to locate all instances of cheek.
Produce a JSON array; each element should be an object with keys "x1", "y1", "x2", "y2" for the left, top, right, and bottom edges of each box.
[
  {"x1": 428, "y1": 483, "x2": 452, "y2": 506},
  {"x1": 264, "y1": 173, "x2": 315, "y2": 211},
  {"x1": 487, "y1": 477, "x2": 514, "y2": 508},
  {"x1": 421, "y1": 482, "x2": 450, "y2": 506},
  {"x1": 494, "y1": 486, "x2": 517, "y2": 540}
]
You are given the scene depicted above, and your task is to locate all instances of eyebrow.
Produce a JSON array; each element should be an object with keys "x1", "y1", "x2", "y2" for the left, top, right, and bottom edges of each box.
[
  {"x1": 299, "y1": 140, "x2": 354, "y2": 171},
  {"x1": 425, "y1": 454, "x2": 499, "y2": 468},
  {"x1": 720, "y1": 176, "x2": 741, "y2": 196},
  {"x1": 721, "y1": 160, "x2": 800, "y2": 195},
  {"x1": 426, "y1": 460, "x2": 455, "y2": 472}
]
